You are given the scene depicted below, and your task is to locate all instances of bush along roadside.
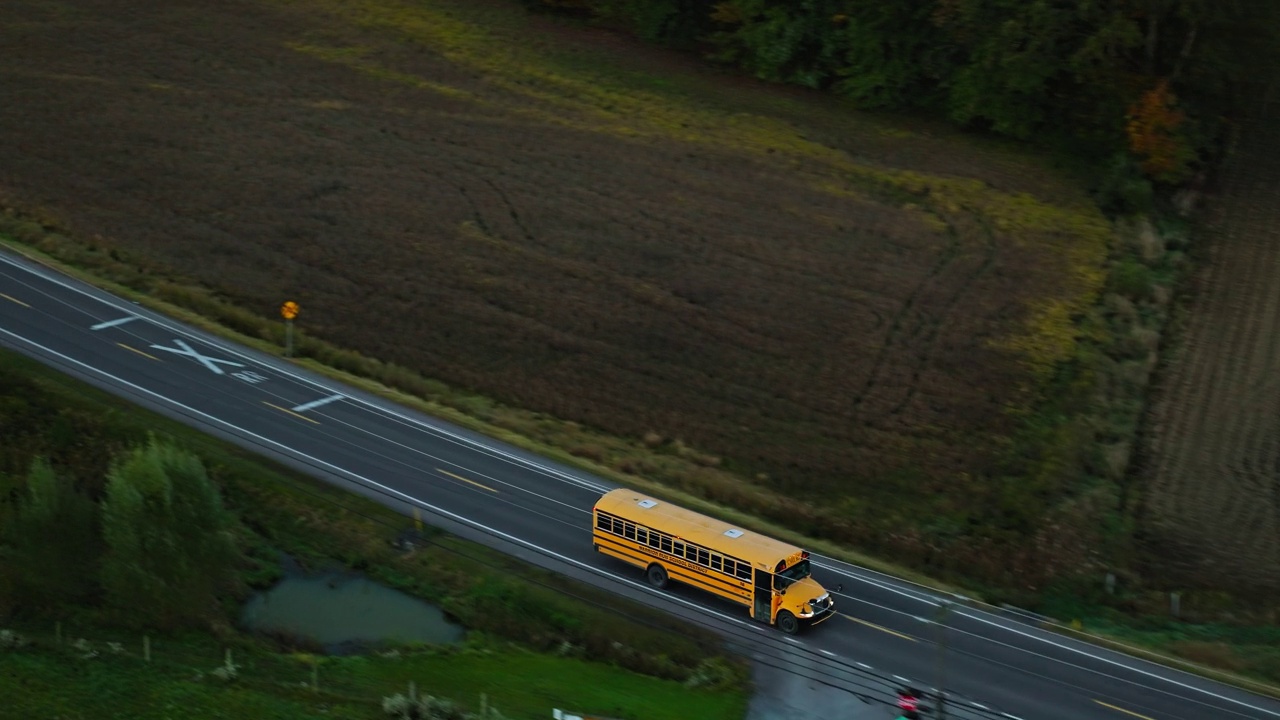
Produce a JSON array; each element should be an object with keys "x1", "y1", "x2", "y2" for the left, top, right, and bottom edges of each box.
[
  {"x1": 1, "y1": 206, "x2": 1276, "y2": 688},
  {"x1": 980, "y1": 204, "x2": 1280, "y2": 686},
  {"x1": 0, "y1": 347, "x2": 751, "y2": 712}
]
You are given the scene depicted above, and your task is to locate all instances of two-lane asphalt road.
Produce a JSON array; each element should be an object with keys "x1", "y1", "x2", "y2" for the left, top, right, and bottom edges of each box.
[{"x1": 2, "y1": 248, "x2": 1277, "y2": 720}]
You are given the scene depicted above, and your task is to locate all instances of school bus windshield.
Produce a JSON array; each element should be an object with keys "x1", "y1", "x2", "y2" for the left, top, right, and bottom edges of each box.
[{"x1": 775, "y1": 559, "x2": 811, "y2": 590}]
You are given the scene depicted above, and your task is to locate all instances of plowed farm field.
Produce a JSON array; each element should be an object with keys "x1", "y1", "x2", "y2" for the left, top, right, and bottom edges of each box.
[
  {"x1": 1140, "y1": 113, "x2": 1280, "y2": 594},
  {"x1": 0, "y1": 0, "x2": 1110, "y2": 561}
]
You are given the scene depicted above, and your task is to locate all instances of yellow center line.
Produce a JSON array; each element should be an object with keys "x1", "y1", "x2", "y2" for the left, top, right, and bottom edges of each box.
[
  {"x1": 843, "y1": 614, "x2": 917, "y2": 642},
  {"x1": 1094, "y1": 700, "x2": 1157, "y2": 720},
  {"x1": 117, "y1": 343, "x2": 160, "y2": 361},
  {"x1": 1, "y1": 292, "x2": 30, "y2": 307},
  {"x1": 264, "y1": 402, "x2": 320, "y2": 425},
  {"x1": 437, "y1": 468, "x2": 499, "y2": 493}
]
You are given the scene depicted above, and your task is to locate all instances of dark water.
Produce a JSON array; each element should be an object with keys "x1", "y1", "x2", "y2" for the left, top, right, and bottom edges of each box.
[{"x1": 240, "y1": 571, "x2": 465, "y2": 652}]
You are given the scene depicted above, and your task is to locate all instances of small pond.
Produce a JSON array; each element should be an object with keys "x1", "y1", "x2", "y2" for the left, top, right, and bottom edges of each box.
[{"x1": 241, "y1": 563, "x2": 464, "y2": 653}]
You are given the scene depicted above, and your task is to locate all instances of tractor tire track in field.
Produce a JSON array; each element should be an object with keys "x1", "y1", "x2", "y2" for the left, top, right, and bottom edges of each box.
[
  {"x1": 854, "y1": 213, "x2": 996, "y2": 427},
  {"x1": 1139, "y1": 106, "x2": 1280, "y2": 593}
]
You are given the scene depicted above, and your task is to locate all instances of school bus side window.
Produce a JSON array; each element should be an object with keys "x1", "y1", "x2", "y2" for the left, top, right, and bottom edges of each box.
[
  {"x1": 636, "y1": 527, "x2": 648, "y2": 544},
  {"x1": 673, "y1": 542, "x2": 685, "y2": 558},
  {"x1": 661, "y1": 536, "x2": 672, "y2": 553},
  {"x1": 696, "y1": 548, "x2": 710, "y2": 566},
  {"x1": 623, "y1": 522, "x2": 636, "y2": 540},
  {"x1": 596, "y1": 514, "x2": 610, "y2": 531},
  {"x1": 711, "y1": 555, "x2": 723, "y2": 571},
  {"x1": 648, "y1": 532, "x2": 662, "y2": 549}
]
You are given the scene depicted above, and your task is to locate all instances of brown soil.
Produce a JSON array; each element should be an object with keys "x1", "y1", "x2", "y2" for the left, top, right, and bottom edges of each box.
[
  {"x1": 1139, "y1": 109, "x2": 1280, "y2": 594},
  {"x1": 0, "y1": 0, "x2": 1105, "y2": 559}
]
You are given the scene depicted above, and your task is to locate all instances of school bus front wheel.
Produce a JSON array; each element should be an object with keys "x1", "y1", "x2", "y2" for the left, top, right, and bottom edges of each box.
[{"x1": 776, "y1": 610, "x2": 800, "y2": 634}]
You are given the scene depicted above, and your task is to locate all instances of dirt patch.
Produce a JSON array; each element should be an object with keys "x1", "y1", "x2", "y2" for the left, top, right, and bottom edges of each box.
[
  {"x1": 0, "y1": 0, "x2": 1108, "y2": 571},
  {"x1": 1138, "y1": 112, "x2": 1280, "y2": 594}
]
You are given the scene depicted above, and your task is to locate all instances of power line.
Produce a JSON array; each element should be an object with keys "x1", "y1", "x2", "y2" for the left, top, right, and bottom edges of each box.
[
  {"x1": 220, "y1": 433, "x2": 1018, "y2": 719},
  {"x1": 3, "y1": 343, "x2": 1020, "y2": 719}
]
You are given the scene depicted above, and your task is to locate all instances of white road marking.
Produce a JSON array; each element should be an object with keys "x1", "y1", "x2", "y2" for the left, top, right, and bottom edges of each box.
[
  {"x1": 819, "y1": 560, "x2": 1280, "y2": 717},
  {"x1": 820, "y1": 649, "x2": 837, "y2": 657},
  {"x1": 293, "y1": 394, "x2": 344, "y2": 412},
  {"x1": 90, "y1": 315, "x2": 139, "y2": 330},
  {"x1": 4, "y1": 251, "x2": 1278, "y2": 718},
  {"x1": 149, "y1": 338, "x2": 244, "y2": 375},
  {"x1": 1, "y1": 252, "x2": 610, "y2": 495},
  {"x1": 0, "y1": 325, "x2": 780, "y2": 646},
  {"x1": 232, "y1": 370, "x2": 269, "y2": 384}
]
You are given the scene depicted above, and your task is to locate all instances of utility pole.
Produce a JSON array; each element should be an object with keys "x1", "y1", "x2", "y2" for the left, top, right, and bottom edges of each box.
[{"x1": 935, "y1": 599, "x2": 952, "y2": 719}]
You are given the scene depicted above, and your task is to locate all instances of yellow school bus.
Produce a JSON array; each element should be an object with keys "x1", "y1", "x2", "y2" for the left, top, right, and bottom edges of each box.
[{"x1": 592, "y1": 488, "x2": 836, "y2": 633}]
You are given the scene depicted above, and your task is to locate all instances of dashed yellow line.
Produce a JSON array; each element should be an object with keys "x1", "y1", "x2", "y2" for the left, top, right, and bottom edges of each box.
[
  {"x1": 0, "y1": 292, "x2": 30, "y2": 307},
  {"x1": 437, "y1": 468, "x2": 498, "y2": 493},
  {"x1": 1094, "y1": 700, "x2": 1156, "y2": 720},
  {"x1": 844, "y1": 614, "x2": 917, "y2": 642},
  {"x1": 117, "y1": 343, "x2": 160, "y2": 361},
  {"x1": 264, "y1": 401, "x2": 320, "y2": 425}
]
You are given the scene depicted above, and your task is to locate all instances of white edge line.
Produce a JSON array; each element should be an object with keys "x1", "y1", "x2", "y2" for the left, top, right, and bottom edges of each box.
[
  {"x1": 820, "y1": 649, "x2": 836, "y2": 657},
  {"x1": 856, "y1": 662, "x2": 872, "y2": 670},
  {"x1": 818, "y1": 559, "x2": 1280, "y2": 716},
  {"x1": 292, "y1": 394, "x2": 344, "y2": 413},
  {"x1": 893, "y1": 675, "x2": 912, "y2": 684},
  {"x1": 89, "y1": 315, "x2": 138, "y2": 330},
  {"x1": 0, "y1": 252, "x2": 611, "y2": 495},
  {"x1": 950, "y1": 607, "x2": 1279, "y2": 716},
  {"x1": 0, "y1": 326, "x2": 771, "y2": 638},
  {"x1": 5, "y1": 252, "x2": 1278, "y2": 717}
]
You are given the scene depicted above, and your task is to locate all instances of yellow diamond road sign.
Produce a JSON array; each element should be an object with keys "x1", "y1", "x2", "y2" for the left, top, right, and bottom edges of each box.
[{"x1": 281, "y1": 301, "x2": 300, "y2": 320}]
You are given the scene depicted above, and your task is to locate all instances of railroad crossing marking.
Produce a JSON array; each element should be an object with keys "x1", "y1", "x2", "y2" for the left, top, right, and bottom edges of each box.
[
  {"x1": 91, "y1": 315, "x2": 139, "y2": 330},
  {"x1": 232, "y1": 370, "x2": 269, "y2": 384},
  {"x1": 148, "y1": 339, "x2": 244, "y2": 375},
  {"x1": 292, "y1": 394, "x2": 343, "y2": 412}
]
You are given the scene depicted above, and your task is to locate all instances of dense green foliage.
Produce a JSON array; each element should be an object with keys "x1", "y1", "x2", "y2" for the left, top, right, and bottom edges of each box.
[
  {"x1": 0, "y1": 438, "x2": 238, "y2": 629},
  {"x1": 0, "y1": 348, "x2": 749, "y2": 704},
  {"x1": 529, "y1": 0, "x2": 1280, "y2": 168},
  {"x1": 100, "y1": 438, "x2": 240, "y2": 629},
  {"x1": 2, "y1": 459, "x2": 100, "y2": 610}
]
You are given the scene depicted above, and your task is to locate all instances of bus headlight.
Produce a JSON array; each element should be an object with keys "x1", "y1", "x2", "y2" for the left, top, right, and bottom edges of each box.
[{"x1": 798, "y1": 604, "x2": 815, "y2": 618}]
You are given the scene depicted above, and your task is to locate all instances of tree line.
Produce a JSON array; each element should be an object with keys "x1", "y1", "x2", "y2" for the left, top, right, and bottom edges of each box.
[
  {"x1": 1, "y1": 437, "x2": 238, "y2": 630},
  {"x1": 526, "y1": 0, "x2": 1279, "y2": 190}
]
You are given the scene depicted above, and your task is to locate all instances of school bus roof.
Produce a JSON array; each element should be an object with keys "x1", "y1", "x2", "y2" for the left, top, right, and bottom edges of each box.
[{"x1": 594, "y1": 488, "x2": 804, "y2": 568}]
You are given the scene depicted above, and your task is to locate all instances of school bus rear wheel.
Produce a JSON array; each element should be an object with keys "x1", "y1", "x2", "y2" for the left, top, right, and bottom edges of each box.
[
  {"x1": 777, "y1": 610, "x2": 800, "y2": 634},
  {"x1": 646, "y1": 563, "x2": 669, "y2": 589}
]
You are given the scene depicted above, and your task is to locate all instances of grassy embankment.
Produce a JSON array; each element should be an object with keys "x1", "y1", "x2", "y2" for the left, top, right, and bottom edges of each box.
[
  {"x1": 0, "y1": 0, "x2": 1276, "y2": 691},
  {"x1": 0, "y1": 348, "x2": 748, "y2": 720}
]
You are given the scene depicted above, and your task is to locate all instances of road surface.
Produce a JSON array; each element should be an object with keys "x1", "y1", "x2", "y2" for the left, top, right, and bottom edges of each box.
[{"x1": 1, "y1": 248, "x2": 1277, "y2": 720}]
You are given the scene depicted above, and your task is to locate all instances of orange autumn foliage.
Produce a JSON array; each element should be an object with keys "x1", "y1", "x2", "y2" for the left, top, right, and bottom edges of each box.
[{"x1": 1126, "y1": 79, "x2": 1194, "y2": 183}]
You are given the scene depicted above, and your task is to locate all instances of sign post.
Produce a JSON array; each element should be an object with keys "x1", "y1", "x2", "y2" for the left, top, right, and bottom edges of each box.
[{"x1": 281, "y1": 301, "x2": 300, "y2": 357}]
